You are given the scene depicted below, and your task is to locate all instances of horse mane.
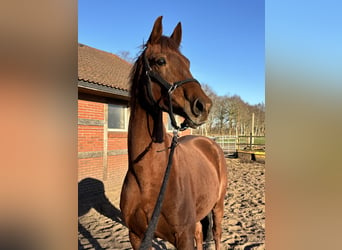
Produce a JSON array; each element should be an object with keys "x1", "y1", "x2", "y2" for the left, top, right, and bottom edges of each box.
[{"x1": 129, "y1": 52, "x2": 143, "y2": 105}]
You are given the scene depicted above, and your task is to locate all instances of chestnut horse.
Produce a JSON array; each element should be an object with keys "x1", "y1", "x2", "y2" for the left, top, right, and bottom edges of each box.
[{"x1": 120, "y1": 16, "x2": 227, "y2": 250}]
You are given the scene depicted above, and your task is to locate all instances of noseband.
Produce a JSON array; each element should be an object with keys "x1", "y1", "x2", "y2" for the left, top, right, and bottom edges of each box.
[{"x1": 143, "y1": 51, "x2": 200, "y2": 130}]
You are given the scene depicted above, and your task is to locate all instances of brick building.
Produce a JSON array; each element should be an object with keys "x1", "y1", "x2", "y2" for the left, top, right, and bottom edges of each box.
[
  {"x1": 78, "y1": 43, "x2": 132, "y2": 195},
  {"x1": 78, "y1": 44, "x2": 191, "y2": 197}
]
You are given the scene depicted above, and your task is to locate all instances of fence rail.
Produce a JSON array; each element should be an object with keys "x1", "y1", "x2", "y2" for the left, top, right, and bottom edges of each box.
[
  {"x1": 236, "y1": 134, "x2": 265, "y2": 150},
  {"x1": 212, "y1": 133, "x2": 265, "y2": 156},
  {"x1": 213, "y1": 136, "x2": 237, "y2": 156}
]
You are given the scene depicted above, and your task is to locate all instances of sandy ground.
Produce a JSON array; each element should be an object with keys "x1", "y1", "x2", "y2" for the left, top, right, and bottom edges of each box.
[{"x1": 78, "y1": 158, "x2": 265, "y2": 250}]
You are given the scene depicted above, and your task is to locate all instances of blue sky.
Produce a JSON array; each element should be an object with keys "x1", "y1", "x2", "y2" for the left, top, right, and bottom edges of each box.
[{"x1": 79, "y1": 0, "x2": 265, "y2": 105}]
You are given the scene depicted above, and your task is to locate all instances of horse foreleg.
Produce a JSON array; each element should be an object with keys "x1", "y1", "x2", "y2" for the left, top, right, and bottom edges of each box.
[
  {"x1": 129, "y1": 231, "x2": 144, "y2": 250},
  {"x1": 195, "y1": 222, "x2": 203, "y2": 250},
  {"x1": 175, "y1": 226, "x2": 196, "y2": 250}
]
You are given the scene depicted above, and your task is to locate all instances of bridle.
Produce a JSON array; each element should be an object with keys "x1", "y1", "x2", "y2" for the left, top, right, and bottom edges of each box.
[
  {"x1": 143, "y1": 50, "x2": 200, "y2": 130},
  {"x1": 138, "y1": 50, "x2": 201, "y2": 249}
]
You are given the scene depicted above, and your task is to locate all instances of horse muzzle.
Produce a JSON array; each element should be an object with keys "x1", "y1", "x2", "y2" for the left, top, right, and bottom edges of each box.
[{"x1": 182, "y1": 97, "x2": 212, "y2": 128}]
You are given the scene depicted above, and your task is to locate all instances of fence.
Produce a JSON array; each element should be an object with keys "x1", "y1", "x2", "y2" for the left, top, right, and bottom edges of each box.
[
  {"x1": 237, "y1": 134, "x2": 265, "y2": 150},
  {"x1": 213, "y1": 136, "x2": 238, "y2": 156},
  {"x1": 213, "y1": 133, "x2": 265, "y2": 157}
]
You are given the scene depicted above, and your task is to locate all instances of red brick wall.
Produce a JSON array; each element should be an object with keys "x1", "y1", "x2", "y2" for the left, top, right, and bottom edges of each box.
[
  {"x1": 78, "y1": 157, "x2": 103, "y2": 181},
  {"x1": 108, "y1": 131, "x2": 127, "y2": 151},
  {"x1": 105, "y1": 131, "x2": 128, "y2": 193},
  {"x1": 78, "y1": 125, "x2": 104, "y2": 152},
  {"x1": 78, "y1": 100, "x2": 104, "y2": 120},
  {"x1": 106, "y1": 154, "x2": 128, "y2": 193},
  {"x1": 78, "y1": 99, "x2": 128, "y2": 196}
]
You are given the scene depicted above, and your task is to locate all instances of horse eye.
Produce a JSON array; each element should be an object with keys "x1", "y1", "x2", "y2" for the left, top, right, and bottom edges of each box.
[{"x1": 156, "y1": 58, "x2": 166, "y2": 66}]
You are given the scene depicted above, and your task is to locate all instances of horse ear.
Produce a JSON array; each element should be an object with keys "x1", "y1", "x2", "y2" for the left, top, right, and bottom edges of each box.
[
  {"x1": 148, "y1": 16, "x2": 163, "y2": 45},
  {"x1": 170, "y1": 22, "x2": 182, "y2": 48}
]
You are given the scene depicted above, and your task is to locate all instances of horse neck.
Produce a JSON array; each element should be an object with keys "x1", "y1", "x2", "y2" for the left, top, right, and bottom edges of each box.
[{"x1": 128, "y1": 98, "x2": 170, "y2": 165}]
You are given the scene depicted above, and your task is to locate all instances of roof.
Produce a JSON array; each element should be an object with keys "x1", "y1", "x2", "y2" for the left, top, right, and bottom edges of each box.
[{"x1": 78, "y1": 43, "x2": 132, "y2": 92}]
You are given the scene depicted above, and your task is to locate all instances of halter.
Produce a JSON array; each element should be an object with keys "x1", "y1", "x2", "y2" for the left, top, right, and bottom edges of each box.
[{"x1": 143, "y1": 50, "x2": 200, "y2": 130}]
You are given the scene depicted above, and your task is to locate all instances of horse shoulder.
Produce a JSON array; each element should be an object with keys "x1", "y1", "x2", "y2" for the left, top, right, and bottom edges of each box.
[{"x1": 120, "y1": 171, "x2": 142, "y2": 224}]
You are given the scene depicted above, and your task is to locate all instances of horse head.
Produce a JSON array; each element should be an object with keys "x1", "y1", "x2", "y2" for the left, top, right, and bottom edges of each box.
[{"x1": 134, "y1": 16, "x2": 212, "y2": 130}]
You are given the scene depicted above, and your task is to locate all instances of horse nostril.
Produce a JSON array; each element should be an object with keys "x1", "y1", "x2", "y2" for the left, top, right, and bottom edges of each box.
[{"x1": 193, "y1": 98, "x2": 205, "y2": 116}]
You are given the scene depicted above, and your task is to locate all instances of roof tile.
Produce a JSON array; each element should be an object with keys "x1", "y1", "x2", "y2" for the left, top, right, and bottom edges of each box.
[{"x1": 78, "y1": 43, "x2": 132, "y2": 91}]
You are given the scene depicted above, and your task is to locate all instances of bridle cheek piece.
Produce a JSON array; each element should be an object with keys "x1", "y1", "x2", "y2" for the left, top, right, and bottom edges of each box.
[{"x1": 143, "y1": 51, "x2": 200, "y2": 130}]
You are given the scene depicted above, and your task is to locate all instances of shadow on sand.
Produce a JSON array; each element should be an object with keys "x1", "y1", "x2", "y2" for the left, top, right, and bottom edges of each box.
[
  {"x1": 78, "y1": 178, "x2": 123, "y2": 250},
  {"x1": 78, "y1": 177, "x2": 170, "y2": 250}
]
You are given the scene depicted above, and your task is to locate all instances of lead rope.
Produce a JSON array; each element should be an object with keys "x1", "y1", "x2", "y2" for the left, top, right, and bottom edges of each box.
[{"x1": 139, "y1": 129, "x2": 179, "y2": 250}]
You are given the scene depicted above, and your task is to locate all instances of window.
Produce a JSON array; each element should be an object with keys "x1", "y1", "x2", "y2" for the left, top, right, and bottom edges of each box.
[
  {"x1": 167, "y1": 115, "x2": 180, "y2": 131},
  {"x1": 108, "y1": 104, "x2": 129, "y2": 130}
]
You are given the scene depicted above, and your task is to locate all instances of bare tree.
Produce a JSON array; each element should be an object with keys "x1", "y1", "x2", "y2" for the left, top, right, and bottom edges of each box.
[
  {"x1": 200, "y1": 84, "x2": 218, "y2": 135},
  {"x1": 117, "y1": 50, "x2": 135, "y2": 63},
  {"x1": 193, "y1": 85, "x2": 265, "y2": 137}
]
